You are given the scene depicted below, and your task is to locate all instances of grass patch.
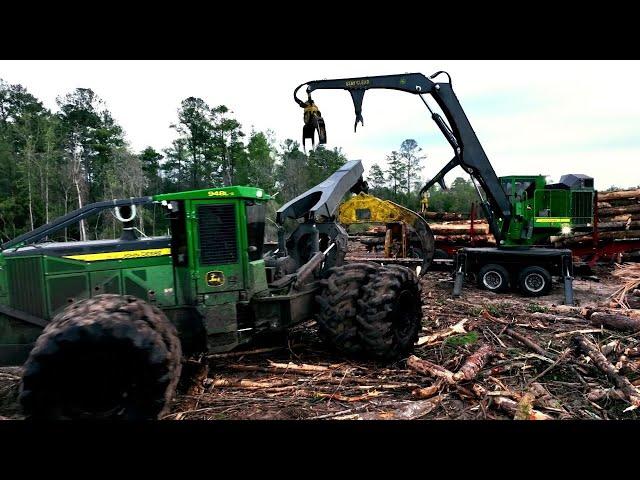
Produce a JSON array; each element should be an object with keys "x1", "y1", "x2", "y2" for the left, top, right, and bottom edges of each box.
[
  {"x1": 444, "y1": 331, "x2": 479, "y2": 347},
  {"x1": 526, "y1": 303, "x2": 548, "y2": 313}
]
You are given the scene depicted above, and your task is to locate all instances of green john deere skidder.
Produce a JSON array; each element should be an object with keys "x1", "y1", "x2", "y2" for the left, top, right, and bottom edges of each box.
[{"x1": 0, "y1": 160, "x2": 427, "y2": 419}]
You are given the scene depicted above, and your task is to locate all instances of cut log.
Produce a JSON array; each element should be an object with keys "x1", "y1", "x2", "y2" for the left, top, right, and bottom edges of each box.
[
  {"x1": 588, "y1": 312, "x2": 640, "y2": 332},
  {"x1": 574, "y1": 334, "x2": 640, "y2": 407},
  {"x1": 596, "y1": 221, "x2": 640, "y2": 231},
  {"x1": 597, "y1": 202, "x2": 612, "y2": 209},
  {"x1": 407, "y1": 355, "x2": 456, "y2": 384},
  {"x1": 422, "y1": 211, "x2": 463, "y2": 220},
  {"x1": 599, "y1": 205, "x2": 640, "y2": 216},
  {"x1": 600, "y1": 214, "x2": 640, "y2": 222},
  {"x1": 597, "y1": 189, "x2": 640, "y2": 202},
  {"x1": 453, "y1": 344, "x2": 495, "y2": 381}
]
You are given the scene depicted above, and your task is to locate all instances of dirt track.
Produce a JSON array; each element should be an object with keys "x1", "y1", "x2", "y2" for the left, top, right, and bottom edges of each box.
[{"x1": 2, "y1": 265, "x2": 639, "y2": 420}]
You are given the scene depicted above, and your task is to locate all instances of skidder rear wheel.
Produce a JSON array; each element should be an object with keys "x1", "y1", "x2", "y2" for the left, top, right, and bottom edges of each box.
[
  {"x1": 357, "y1": 265, "x2": 422, "y2": 360},
  {"x1": 20, "y1": 294, "x2": 182, "y2": 420}
]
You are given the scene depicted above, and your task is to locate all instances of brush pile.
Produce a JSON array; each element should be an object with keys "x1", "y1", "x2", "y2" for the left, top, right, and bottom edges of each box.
[{"x1": 610, "y1": 263, "x2": 640, "y2": 309}]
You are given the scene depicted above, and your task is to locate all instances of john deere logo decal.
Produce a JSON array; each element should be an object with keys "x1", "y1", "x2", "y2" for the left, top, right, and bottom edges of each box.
[{"x1": 206, "y1": 271, "x2": 225, "y2": 287}]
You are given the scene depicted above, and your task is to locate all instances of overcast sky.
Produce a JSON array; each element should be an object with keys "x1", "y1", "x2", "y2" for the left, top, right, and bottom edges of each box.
[{"x1": 1, "y1": 60, "x2": 639, "y2": 190}]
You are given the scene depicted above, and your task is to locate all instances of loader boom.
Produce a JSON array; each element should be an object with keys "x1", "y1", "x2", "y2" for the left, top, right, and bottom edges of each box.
[{"x1": 294, "y1": 72, "x2": 513, "y2": 242}]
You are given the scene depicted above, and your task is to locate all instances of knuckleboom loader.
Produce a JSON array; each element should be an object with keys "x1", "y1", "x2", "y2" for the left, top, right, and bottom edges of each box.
[
  {"x1": 294, "y1": 71, "x2": 594, "y2": 303},
  {"x1": 0, "y1": 161, "x2": 422, "y2": 419}
]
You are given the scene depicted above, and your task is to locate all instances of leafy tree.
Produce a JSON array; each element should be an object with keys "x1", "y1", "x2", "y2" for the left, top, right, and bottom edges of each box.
[
  {"x1": 368, "y1": 163, "x2": 387, "y2": 192},
  {"x1": 399, "y1": 139, "x2": 425, "y2": 196},
  {"x1": 385, "y1": 150, "x2": 406, "y2": 196}
]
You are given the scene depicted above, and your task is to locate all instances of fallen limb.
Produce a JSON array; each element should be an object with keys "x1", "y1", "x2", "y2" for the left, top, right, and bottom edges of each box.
[
  {"x1": 206, "y1": 345, "x2": 298, "y2": 359},
  {"x1": 505, "y1": 328, "x2": 554, "y2": 358},
  {"x1": 492, "y1": 395, "x2": 553, "y2": 420},
  {"x1": 356, "y1": 398, "x2": 442, "y2": 420},
  {"x1": 574, "y1": 334, "x2": 640, "y2": 407},
  {"x1": 268, "y1": 361, "x2": 331, "y2": 373},
  {"x1": 527, "y1": 348, "x2": 572, "y2": 384},
  {"x1": 210, "y1": 378, "x2": 294, "y2": 389},
  {"x1": 313, "y1": 391, "x2": 381, "y2": 403},
  {"x1": 407, "y1": 355, "x2": 457, "y2": 384},
  {"x1": 481, "y1": 309, "x2": 510, "y2": 325},
  {"x1": 624, "y1": 346, "x2": 640, "y2": 357},
  {"x1": 412, "y1": 383, "x2": 441, "y2": 399},
  {"x1": 530, "y1": 311, "x2": 587, "y2": 324},
  {"x1": 587, "y1": 388, "x2": 627, "y2": 402},
  {"x1": 417, "y1": 319, "x2": 468, "y2": 346},
  {"x1": 453, "y1": 344, "x2": 495, "y2": 382}
]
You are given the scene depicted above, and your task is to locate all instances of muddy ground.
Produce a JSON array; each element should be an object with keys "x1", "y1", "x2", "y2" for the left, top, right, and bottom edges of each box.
[{"x1": 1, "y1": 264, "x2": 639, "y2": 420}]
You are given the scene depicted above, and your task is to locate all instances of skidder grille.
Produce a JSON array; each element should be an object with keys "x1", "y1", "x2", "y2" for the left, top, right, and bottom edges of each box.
[{"x1": 198, "y1": 204, "x2": 238, "y2": 265}]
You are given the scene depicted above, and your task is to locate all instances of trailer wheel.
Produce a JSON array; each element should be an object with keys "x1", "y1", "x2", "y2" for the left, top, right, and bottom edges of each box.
[
  {"x1": 315, "y1": 263, "x2": 380, "y2": 355},
  {"x1": 357, "y1": 265, "x2": 422, "y2": 359},
  {"x1": 518, "y1": 266, "x2": 552, "y2": 296},
  {"x1": 478, "y1": 264, "x2": 509, "y2": 293},
  {"x1": 19, "y1": 294, "x2": 182, "y2": 420}
]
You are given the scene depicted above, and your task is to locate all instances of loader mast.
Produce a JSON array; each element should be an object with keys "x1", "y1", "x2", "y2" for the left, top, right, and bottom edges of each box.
[{"x1": 294, "y1": 72, "x2": 513, "y2": 243}]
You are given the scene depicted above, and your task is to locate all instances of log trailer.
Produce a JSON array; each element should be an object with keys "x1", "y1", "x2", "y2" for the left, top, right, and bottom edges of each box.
[
  {"x1": 0, "y1": 160, "x2": 424, "y2": 419},
  {"x1": 294, "y1": 72, "x2": 594, "y2": 303}
]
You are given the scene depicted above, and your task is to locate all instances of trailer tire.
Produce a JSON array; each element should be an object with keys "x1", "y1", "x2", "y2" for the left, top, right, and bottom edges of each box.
[
  {"x1": 357, "y1": 265, "x2": 422, "y2": 360},
  {"x1": 19, "y1": 294, "x2": 182, "y2": 420},
  {"x1": 315, "y1": 263, "x2": 380, "y2": 355},
  {"x1": 478, "y1": 264, "x2": 510, "y2": 293},
  {"x1": 518, "y1": 266, "x2": 552, "y2": 296}
]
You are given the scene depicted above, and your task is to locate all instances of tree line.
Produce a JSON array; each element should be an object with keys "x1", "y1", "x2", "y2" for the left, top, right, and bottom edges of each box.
[
  {"x1": 0, "y1": 79, "x2": 354, "y2": 243},
  {"x1": 366, "y1": 139, "x2": 479, "y2": 215}
]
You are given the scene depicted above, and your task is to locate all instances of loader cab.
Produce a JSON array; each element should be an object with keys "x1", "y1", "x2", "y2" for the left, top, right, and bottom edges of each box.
[{"x1": 154, "y1": 186, "x2": 271, "y2": 306}]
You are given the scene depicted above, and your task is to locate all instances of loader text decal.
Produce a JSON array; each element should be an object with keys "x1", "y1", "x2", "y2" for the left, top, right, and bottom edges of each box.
[
  {"x1": 345, "y1": 79, "x2": 370, "y2": 87},
  {"x1": 207, "y1": 190, "x2": 232, "y2": 197},
  {"x1": 206, "y1": 271, "x2": 225, "y2": 287},
  {"x1": 534, "y1": 217, "x2": 571, "y2": 223},
  {"x1": 63, "y1": 248, "x2": 171, "y2": 262}
]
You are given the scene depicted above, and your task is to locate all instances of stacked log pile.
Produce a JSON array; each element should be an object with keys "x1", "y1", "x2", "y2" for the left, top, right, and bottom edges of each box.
[
  {"x1": 552, "y1": 188, "x2": 640, "y2": 259},
  {"x1": 429, "y1": 219, "x2": 496, "y2": 247},
  {"x1": 349, "y1": 220, "x2": 496, "y2": 253}
]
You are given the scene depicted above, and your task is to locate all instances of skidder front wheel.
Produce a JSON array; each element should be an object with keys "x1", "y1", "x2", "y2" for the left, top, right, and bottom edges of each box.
[
  {"x1": 20, "y1": 294, "x2": 182, "y2": 420},
  {"x1": 357, "y1": 265, "x2": 423, "y2": 360},
  {"x1": 315, "y1": 263, "x2": 380, "y2": 356}
]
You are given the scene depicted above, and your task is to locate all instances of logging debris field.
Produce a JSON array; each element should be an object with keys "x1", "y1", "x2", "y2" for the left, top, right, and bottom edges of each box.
[{"x1": 2, "y1": 264, "x2": 640, "y2": 420}]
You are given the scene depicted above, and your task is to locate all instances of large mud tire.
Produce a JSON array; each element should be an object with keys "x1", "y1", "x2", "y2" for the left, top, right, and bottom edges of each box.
[
  {"x1": 315, "y1": 263, "x2": 380, "y2": 356},
  {"x1": 315, "y1": 263, "x2": 422, "y2": 360},
  {"x1": 357, "y1": 265, "x2": 422, "y2": 360},
  {"x1": 20, "y1": 294, "x2": 182, "y2": 420}
]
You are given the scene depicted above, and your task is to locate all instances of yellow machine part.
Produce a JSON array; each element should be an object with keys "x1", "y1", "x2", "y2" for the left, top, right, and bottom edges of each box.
[
  {"x1": 338, "y1": 193, "x2": 435, "y2": 274},
  {"x1": 338, "y1": 193, "x2": 424, "y2": 228}
]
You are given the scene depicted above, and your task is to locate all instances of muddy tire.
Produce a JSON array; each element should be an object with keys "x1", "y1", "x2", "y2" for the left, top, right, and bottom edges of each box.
[
  {"x1": 20, "y1": 294, "x2": 182, "y2": 420},
  {"x1": 315, "y1": 263, "x2": 380, "y2": 355},
  {"x1": 315, "y1": 263, "x2": 422, "y2": 360},
  {"x1": 357, "y1": 265, "x2": 422, "y2": 359}
]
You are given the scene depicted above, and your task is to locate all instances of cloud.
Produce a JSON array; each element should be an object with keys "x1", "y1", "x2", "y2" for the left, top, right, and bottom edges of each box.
[{"x1": 1, "y1": 60, "x2": 639, "y2": 189}]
